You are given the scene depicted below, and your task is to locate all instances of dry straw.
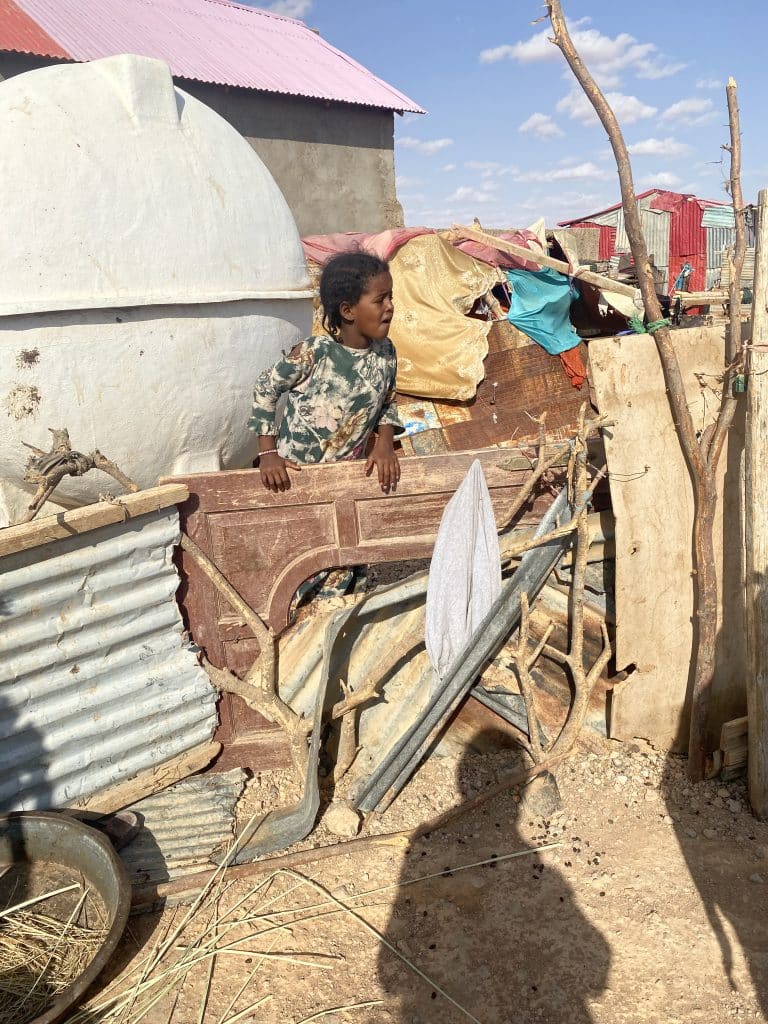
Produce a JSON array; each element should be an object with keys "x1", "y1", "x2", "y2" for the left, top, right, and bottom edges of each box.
[{"x1": 61, "y1": 809, "x2": 557, "y2": 1024}]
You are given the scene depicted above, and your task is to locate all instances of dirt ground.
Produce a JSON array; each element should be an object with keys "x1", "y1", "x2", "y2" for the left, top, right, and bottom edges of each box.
[{"x1": 88, "y1": 737, "x2": 768, "y2": 1024}]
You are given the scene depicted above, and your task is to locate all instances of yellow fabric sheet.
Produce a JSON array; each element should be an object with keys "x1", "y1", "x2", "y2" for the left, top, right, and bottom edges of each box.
[{"x1": 388, "y1": 234, "x2": 500, "y2": 400}]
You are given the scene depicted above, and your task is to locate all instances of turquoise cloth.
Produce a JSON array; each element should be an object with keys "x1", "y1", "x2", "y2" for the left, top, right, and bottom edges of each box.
[{"x1": 504, "y1": 267, "x2": 580, "y2": 354}]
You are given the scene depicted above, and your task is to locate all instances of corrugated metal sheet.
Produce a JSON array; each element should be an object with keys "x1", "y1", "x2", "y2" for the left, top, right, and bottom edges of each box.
[
  {"x1": 598, "y1": 225, "x2": 616, "y2": 260},
  {"x1": 641, "y1": 209, "x2": 670, "y2": 270},
  {"x1": 670, "y1": 196, "x2": 706, "y2": 257},
  {"x1": 721, "y1": 246, "x2": 756, "y2": 287},
  {"x1": 702, "y1": 206, "x2": 736, "y2": 228},
  {"x1": 706, "y1": 225, "x2": 735, "y2": 270},
  {"x1": 0, "y1": 507, "x2": 218, "y2": 811},
  {"x1": 0, "y1": 0, "x2": 66, "y2": 57},
  {"x1": 121, "y1": 769, "x2": 245, "y2": 885},
  {"x1": 2, "y1": 0, "x2": 424, "y2": 113}
]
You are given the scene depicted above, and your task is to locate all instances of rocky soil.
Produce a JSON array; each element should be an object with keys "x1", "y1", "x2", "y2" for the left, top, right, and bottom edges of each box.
[{"x1": 97, "y1": 736, "x2": 768, "y2": 1024}]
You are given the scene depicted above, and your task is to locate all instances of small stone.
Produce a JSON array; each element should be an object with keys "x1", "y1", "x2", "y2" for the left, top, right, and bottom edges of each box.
[
  {"x1": 727, "y1": 800, "x2": 742, "y2": 813},
  {"x1": 644, "y1": 789, "x2": 657, "y2": 802},
  {"x1": 615, "y1": 775, "x2": 628, "y2": 787},
  {"x1": 717, "y1": 787, "x2": 730, "y2": 798},
  {"x1": 755, "y1": 846, "x2": 767, "y2": 860},
  {"x1": 750, "y1": 873, "x2": 765, "y2": 884},
  {"x1": 663, "y1": 815, "x2": 674, "y2": 825},
  {"x1": 323, "y1": 801, "x2": 361, "y2": 838},
  {"x1": 703, "y1": 828, "x2": 717, "y2": 839},
  {"x1": 685, "y1": 828, "x2": 698, "y2": 839},
  {"x1": 712, "y1": 797, "x2": 724, "y2": 809}
]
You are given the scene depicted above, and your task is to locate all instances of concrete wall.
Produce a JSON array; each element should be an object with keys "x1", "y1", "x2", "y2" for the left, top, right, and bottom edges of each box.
[{"x1": 0, "y1": 53, "x2": 403, "y2": 237}]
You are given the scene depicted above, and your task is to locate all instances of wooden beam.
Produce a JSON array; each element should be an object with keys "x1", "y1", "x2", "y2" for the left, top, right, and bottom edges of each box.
[
  {"x1": 673, "y1": 291, "x2": 729, "y2": 305},
  {"x1": 746, "y1": 187, "x2": 768, "y2": 819},
  {"x1": 447, "y1": 223, "x2": 639, "y2": 300},
  {"x1": 0, "y1": 483, "x2": 190, "y2": 559}
]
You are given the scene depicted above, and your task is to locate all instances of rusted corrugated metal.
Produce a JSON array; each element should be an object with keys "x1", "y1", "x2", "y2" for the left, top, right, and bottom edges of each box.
[
  {"x1": 120, "y1": 769, "x2": 245, "y2": 885},
  {"x1": 1, "y1": 0, "x2": 424, "y2": 113},
  {"x1": 0, "y1": 0, "x2": 66, "y2": 58},
  {"x1": 0, "y1": 507, "x2": 218, "y2": 811}
]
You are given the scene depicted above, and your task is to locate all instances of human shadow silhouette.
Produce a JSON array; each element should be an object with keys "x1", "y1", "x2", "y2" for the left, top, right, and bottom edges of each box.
[
  {"x1": 662, "y1": 738, "x2": 768, "y2": 1013},
  {"x1": 378, "y1": 732, "x2": 611, "y2": 1023}
]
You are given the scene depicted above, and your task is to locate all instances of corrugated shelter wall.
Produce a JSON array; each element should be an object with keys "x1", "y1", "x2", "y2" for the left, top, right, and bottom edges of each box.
[
  {"x1": 721, "y1": 246, "x2": 756, "y2": 288},
  {"x1": 670, "y1": 196, "x2": 707, "y2": 291},
  {"x1": 565, "y1": 219, "x2": 616, "y2": 259},
  {"x1": 706, "y1": 225, "x2": 735, "y2": 278},
  {"x1": 0, "y1": 507, "x2": 218, "y2": 811}
]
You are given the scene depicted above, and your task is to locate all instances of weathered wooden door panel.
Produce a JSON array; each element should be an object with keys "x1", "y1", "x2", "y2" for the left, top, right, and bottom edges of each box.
[{"x1": 167, "y1": 447, "x2": 558, "y2": 770}]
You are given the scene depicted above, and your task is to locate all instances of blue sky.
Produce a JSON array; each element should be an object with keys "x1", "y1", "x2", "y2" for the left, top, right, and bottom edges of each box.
[{"x1": 254, "y1": 1, "x2": 766, "y2": 228}]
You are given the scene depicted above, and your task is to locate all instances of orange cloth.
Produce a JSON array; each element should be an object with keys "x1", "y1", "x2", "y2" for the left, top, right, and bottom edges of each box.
[{"x1": 559, "y1": 346, "x2": 587, "y2": 389}]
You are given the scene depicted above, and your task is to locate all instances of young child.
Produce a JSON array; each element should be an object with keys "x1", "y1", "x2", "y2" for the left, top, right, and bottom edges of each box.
[{"x1": 248, "y1": 251, "x2": 404, "y2": 601}]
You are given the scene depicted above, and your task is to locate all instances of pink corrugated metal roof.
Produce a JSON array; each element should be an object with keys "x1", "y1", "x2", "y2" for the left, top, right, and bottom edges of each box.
[
  {"x1": 0, "y1": 0, "x2": 67, "y2": 58},
  {"x1": 0, "y1": 0, "x2": 424, "y2": 113}
]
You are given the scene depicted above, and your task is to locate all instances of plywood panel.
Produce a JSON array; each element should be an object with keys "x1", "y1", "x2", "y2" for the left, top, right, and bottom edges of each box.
[{"x1": 589, "y1": 325, "x2": 745, "y2": 751}]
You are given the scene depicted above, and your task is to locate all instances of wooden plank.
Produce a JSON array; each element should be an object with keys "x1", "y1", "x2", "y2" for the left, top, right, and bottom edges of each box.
[
  {"x1": 723, "y1": 744, "x2": 747, "y2": 768},
  {"x1": 720, "y1": 715, "x2": 748, "y2": 748},
  {"x1": 433, "y1": 343, "x2": 587, "y2": 452},
  {"x1": 447, "y1": 223, "x2": 638, "y2": 299},
  {"x1": 0, "y1": 484, "x2": 189, "y2": 559}
]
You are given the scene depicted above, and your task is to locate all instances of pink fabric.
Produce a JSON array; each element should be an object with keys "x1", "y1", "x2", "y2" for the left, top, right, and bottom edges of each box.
[
  {"x1": 452, "y1": 230, "x2": 546, "y2": 271},
  {"x1": 301, "y1": 228, "x2": 550, "y2": 271},
  {"x1": 301, "y1": 228, "x2": 434, "y2": 265}
]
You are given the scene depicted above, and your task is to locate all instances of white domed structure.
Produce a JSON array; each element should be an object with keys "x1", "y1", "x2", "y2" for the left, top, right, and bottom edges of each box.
[{"x1": 0, "y1": 54, "x2": 313, "y2": 525}]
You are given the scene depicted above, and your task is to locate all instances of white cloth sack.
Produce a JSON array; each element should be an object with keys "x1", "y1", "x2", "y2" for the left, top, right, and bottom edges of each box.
[{"x1": 425, "y1": 459, "x2": 502, "y2": 682}]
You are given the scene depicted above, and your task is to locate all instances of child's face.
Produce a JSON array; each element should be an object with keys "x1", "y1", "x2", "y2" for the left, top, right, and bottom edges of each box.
[{"x1": 344, "y1": 271, "x2": 394, "y2": 341}]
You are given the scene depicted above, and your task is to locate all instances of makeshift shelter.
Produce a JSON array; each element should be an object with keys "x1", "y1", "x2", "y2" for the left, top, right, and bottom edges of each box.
[{"x1": 559, "y1": 188, "x2": 751, "y2": 294}]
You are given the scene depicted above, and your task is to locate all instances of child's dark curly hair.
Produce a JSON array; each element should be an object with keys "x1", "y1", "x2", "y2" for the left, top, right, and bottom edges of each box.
[{"x1": 319, "y1": 251, "x2": 390, "y2": 338}]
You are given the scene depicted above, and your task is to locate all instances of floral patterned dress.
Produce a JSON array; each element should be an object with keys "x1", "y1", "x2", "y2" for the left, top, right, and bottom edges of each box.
[
  {"x1": 249, "y1": 334, "x2": 403, "y2": 607},
  {"x1": 248, "y1": 334, "x2": 402, "y2": 464}
]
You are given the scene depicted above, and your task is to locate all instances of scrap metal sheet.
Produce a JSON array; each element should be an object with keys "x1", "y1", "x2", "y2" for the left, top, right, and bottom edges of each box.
[{"x1": 0, "y1": 508, "x2": 218, "y2": 810}]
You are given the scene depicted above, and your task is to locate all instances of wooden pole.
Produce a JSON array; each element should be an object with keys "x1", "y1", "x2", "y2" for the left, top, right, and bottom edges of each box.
[
  {"x1": 746, "y1": 188, "x2": 768, "y2": 819},
  {"x1": 446, "y1": 223, "x2": 639, "y2": 300}
]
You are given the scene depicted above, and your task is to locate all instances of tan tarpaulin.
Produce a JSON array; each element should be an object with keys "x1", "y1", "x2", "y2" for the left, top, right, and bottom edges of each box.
[
  {"x1": 589, "y1": 326, "x2": 745, "y2": 751},
  {"x1": 388, "y1": 233, "x2": 501, "y2": 400}
]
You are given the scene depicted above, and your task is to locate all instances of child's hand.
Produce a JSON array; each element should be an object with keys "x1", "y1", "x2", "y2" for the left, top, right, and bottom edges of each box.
[
  {"x1": 365, "y1": 437, "x2": 400, "y2": 494},
  {"x1": 260, "y1": 452, "x2": 300, "y2": 492}
]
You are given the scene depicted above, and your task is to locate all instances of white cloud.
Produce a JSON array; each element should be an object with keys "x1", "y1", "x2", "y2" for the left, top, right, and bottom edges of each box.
[
  {"x1": 441, "y1": 163, "x2": 456, "y2": 172},
  {"x1": 628, "y1": 136, "x2": 692, "y2": 157},
  {"x1": 481, "y1": 22, "x2": 685, "y2": 87},
  {"x1": 260, "y1": 0, "x2": 312, "y2": 17},
  {"x1": 446, "y1": 185, "x2": 497, "y2": 203},
  {"x1": 638, "y1": 171, "x2": 683, "y2": 188},
  {"x1": 637, "y1": 59, "x2": 688, "y2": 80},
  {"x1": 659, "y1": 97, "x2": 717, "y2": 126},
  {"x1": 465, "y1": 160, "x2": 502, "y2": 177},
  {"x1": 557, "y1": 89, "x2": 657, "y2": 125},
  {"x1": 516, "y1": 161, "x2": 610, "y2": 183},
  {"x1": 518, "y1": 112, "x2": 563, "y2": 138},
  {"x1": 396, "y1": 136, "x2": 454, "y2": 155},
  {"x1": 697, "y1": 78, "x2": 723, "y2": 90}
]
